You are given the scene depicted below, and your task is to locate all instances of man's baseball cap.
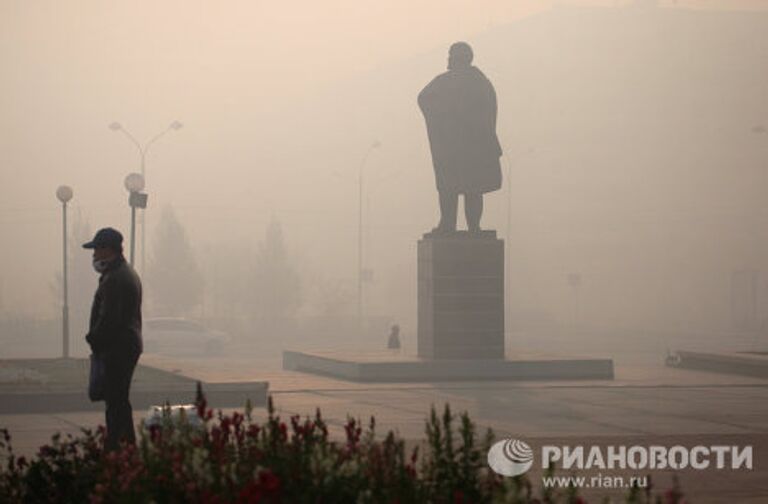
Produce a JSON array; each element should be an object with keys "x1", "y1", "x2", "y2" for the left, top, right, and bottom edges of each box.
[{"x1": 82, "y1": 227, "x2": 124, "y2": 250}]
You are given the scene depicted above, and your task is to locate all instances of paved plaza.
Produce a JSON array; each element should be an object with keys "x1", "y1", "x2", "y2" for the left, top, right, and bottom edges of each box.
[{"x1": 2, "y1": 353, "x2": 768, "y2": 502}]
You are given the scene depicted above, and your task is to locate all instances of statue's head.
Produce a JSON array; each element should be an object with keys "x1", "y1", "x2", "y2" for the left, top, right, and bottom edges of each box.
[{"x1": 448, "y1": 42, "x2": 473, "y2": 70}]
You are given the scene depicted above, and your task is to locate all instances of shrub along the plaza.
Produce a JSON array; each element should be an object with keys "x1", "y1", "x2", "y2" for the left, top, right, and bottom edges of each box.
[{"x1": 0, "y1": 383, "x2": 683, "y2": 503}]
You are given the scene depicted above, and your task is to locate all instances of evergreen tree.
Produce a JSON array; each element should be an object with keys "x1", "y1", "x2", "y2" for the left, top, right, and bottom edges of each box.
[
  {"x1": 147, "y1": 207, "x2": 203, "y2": 316},
  {"x1": 253, "y1": 218, "x2": 301, "y2": 320},
  {"x1": 201, "y1": 241, "x2": 256, "y2": 319}
]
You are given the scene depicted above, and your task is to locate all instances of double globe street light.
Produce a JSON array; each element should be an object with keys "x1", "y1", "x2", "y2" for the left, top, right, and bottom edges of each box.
[
  {"x1": 109, "y1": 121, "x2": 182, "y2": 274},
  {"x1": 54, "y1": 172, "x2": 145, "y2": 360}
]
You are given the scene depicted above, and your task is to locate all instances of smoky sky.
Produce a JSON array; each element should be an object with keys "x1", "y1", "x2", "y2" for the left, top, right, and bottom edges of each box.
[{"x1": 1, "y1": 0, "x2": 767, "y2": 338}]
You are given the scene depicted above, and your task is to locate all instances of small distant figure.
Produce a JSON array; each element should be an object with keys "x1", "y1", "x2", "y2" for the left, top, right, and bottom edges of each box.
[
  {"x1": 418, "y1": 42, "x2": 503, "y2": 234},
  {"x1": 83, "y1": 228, "x2": 143, "y2": 451},
  {"x1": 387, "y1": 324, "x2": 402, "y2": 351}
]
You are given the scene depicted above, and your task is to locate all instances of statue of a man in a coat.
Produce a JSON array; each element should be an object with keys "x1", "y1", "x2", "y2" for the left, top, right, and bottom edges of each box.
[{"x1": 418, "y1": 42, "x2": 502, "y2": 233}]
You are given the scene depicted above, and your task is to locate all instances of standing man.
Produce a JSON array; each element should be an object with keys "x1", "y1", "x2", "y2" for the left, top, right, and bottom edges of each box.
[
  {"x1": 83, "y1": 227, "x2": 143, "y2": 451},
  {"x1": 418, "y1": 41, "x2": 503, "y2": 233}
]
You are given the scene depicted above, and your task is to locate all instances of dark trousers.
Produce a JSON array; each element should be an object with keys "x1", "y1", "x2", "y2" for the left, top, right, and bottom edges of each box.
[
  {"x1": 104, "y1": 350, "x2": 140, "y2": 451},
  {"x1": 438, "y1": 191, "x2": 483, "y2": 231}
]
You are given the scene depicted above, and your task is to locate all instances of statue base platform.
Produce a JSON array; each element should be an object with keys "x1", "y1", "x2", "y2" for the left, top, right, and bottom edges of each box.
[
  {"x1": 418, "y1": 230, "x2": 504, "y2": 359},
  {"x1": 283, "y1": 350, "x2": 614, "y2": 383}
]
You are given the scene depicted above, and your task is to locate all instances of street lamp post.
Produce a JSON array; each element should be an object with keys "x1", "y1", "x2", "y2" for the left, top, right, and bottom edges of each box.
[
  {"x1": 357, "y1": 141, "x2": 381, "y2": 329},
  {"x1": 56, "y1": 185, "x2": 73, "y2": 359},
  {"x1": 109, "y1": 121, "x2": 182, "y2": 274},
  {"x1": 124, "y1": 173, "x2": 147, "y2": 267}
]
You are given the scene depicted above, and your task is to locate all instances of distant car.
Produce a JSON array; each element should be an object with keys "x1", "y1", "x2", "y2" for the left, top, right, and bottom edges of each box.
[{"x1": 142, "y1": 318, "x2": 231, "y2": 356}]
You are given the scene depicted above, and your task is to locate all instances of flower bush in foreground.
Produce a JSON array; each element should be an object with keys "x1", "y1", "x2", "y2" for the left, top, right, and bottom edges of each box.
[{"x1": 0, "y1": 383, "x2": 685, "y2": 503}]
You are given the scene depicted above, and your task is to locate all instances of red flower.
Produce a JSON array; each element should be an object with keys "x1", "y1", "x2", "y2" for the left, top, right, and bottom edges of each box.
[
  {"x1": 259, "y1": 469, "x2": 280, "y2": 493},
  {"x1": 237, "y1": 480, "x2": 263, "y2": 503},
  {"x1": 665, "y1": 489, "x2": 684, "y2": 504}
]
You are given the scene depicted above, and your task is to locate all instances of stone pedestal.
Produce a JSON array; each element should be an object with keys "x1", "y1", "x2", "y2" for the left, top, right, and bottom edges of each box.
[
  {"x1": 281, "y1": 228, "x2": 614, "y2": 383},
  {"x1": 418, "y1": 230, "x2": 504, "y2": 359}
]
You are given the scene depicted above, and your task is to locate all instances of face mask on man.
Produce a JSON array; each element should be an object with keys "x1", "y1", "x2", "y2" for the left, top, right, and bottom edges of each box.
[{"x1": 92, "y1": 258, "x2": 111, "y2": 274}]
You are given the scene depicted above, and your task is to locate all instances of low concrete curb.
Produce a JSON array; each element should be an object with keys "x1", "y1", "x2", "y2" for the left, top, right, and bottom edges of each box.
[
  {"x1": 283, "y1": 350, "x2": 614, "y2": 382},
  {"x1": 671, "y1": 350, "x2": 768, "y2": 378},
  {"x1": 0, "y1": 358, "x2": 269, "y2": 414},
  {"x1": 0, "y1": 382, "x2": 269, "y2": 414}
]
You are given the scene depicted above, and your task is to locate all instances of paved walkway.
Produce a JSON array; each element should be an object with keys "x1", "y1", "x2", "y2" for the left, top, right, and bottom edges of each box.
[{"x1": 2, "y1": 354, "x2": 767, "y2": 503}]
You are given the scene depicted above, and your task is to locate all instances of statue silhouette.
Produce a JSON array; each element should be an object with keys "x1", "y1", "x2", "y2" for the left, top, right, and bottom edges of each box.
[{"x1": 418, "y1": 42, "x2": 502, "y2": 233}]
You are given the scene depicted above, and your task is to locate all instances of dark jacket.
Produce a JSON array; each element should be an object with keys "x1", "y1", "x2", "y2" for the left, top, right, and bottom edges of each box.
[
  {"x1": 418, "y1": 65, "x2": 503, "y2": 195},
  {"x1": 86, "y1": 256, "x2": 143, "y2": 356}
]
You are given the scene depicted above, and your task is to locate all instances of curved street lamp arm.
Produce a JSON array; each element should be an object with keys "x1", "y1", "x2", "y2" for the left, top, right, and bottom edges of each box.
[
  {"x1": 143, "y1": 126, "x2": 173, "y2": 157},
  {"x1": 117, "y1": 127, "x2": 145, "y2": 157},
  {"x1": 359, "y1": 142, "x2": 380, "y2": 179}
]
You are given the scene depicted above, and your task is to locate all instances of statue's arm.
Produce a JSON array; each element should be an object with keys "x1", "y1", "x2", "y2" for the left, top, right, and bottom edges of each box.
[
  {"x1": 417, "y1": 83, "x2": 432, "y2": 114},
  {"x1": 484, "y1": 78, "x2": 498, "y2": 131},
  {"x1": 487, "y1": 81, "x2": 502, "y2": 156},
  {"x1": 418, "y1": 74, "x2": 445, "y2": 114}
]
